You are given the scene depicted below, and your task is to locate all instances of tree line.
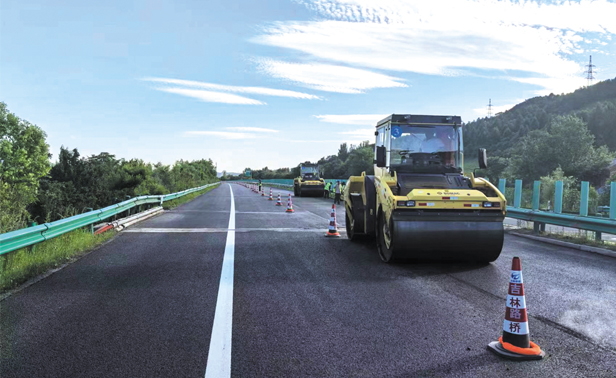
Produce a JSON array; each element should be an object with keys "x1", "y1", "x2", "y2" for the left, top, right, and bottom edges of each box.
[
  {"x1": 222, "y1": 141, "x2": 375, "y2": 181},
  {"x1": 0, "y1": 102, "x2": 217, "y2": 233}
]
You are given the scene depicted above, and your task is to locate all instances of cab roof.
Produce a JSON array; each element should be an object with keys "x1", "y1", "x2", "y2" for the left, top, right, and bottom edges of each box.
[{"x1": 376, "y1": 114, "x2": 462, "y2": 128}]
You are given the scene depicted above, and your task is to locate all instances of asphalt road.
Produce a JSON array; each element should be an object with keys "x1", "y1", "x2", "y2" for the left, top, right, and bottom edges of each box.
[{"x1": 2, "y1": 183, "x2": 615, "y2": 377}]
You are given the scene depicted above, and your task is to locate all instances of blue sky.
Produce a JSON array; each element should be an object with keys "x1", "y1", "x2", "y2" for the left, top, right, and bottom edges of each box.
[{"x1": 1, "y1": 0, "x2": 615, "y2": 173}]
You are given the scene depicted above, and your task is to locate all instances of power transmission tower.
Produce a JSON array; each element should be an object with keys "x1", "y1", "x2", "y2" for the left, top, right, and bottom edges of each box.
[
  {"x1": 585, "y1": 55, "x2": 595, "y2": 86},
  {"x1": 487, "y1": 99, "x2": 492, "y2": 117}
]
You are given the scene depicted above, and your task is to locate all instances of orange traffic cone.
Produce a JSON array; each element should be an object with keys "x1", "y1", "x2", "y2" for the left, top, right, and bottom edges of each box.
[
  {"x1": 488, "y1": 257, "x2": 545, "y2": 360},
  {"x1": 286, "y1": 193, "x2": 295, "y2": 213},
  {"x1": 268, "y1": 189, "x2": 273, "y2": 201},
  {"x1": 262, "y1": 187, "x2": 265, "y2": 196},
  {"x1": 325, "y1": 204, "x2": 341, "y2": 237},
  {"x1": 276, "y1": 194, "x2": 282, "y2": 206}
]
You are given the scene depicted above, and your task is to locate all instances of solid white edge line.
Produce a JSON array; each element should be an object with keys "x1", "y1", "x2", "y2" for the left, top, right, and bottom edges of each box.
[{"x1": 204, "y1": 184, "x2": 235, "y2": 378}]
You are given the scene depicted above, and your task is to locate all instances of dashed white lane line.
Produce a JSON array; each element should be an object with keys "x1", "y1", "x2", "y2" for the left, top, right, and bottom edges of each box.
[{"x1": 204, "y1": 184, "x2": 235, "y2": 378}]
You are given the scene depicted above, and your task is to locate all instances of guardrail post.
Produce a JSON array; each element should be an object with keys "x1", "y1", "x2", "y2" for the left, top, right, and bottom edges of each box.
[
  {"x1": 498, "y1": 178, "x2": 506, "y2": 194},
  {"x1": 532, "y1": 181, "x2": 543, "y2": 233},
  {"x1": 514, "y1": 179, "x2": 522, "y2": 208},
  {"x1": 83, "y1": 208, "x2": 94, "y2": 234},
  {"x1": 610, "y1": 182, "x2": 616, "y2": 220},
  {"x1": 532, "y1": 181, "x2": 540, "y2": 211},
  {"x1": 554, "y1": 180, "x2": 563, "y2": 214},
  {"x1": 580, "y1": 181, "x2": 589, "y2": 217},
  {"x1": 28, "y1": 221, "x2": 37, "y2": 252}
]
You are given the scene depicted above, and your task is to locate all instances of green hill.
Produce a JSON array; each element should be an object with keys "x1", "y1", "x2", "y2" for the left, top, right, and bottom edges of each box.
[{"x1": 464, "y1": 77, "x2": 616, "y2": 157}]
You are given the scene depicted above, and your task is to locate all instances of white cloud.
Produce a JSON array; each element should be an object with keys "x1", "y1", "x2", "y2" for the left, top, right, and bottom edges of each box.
[
  {"x1": 257, "y1": 60, "x2": 407, "y2": 93},
  {"x1": 144, "y1": 77, "x2": 320, "y2": 99},
  {"x1": 184, "y1": 131, "x2": 257, "y2": 139},
  {"x1": 226, "y1": 127, "x2": 279, "y2": 133},
  {"x1": 297, "y1": 0, "x2": 616, "y2": 34},
  {"x1": 254, "y1": 0, "x2": 616, "y2": 95},
  {"x1": 157, "y1": 87, "x2": 265, "y2": 105},
  {"x1": 315, "y1": 114, "x2": 387, "y2": 125}
]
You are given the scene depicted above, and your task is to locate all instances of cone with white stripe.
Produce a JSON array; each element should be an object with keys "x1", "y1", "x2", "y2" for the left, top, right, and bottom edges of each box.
[
  {"x1": 487, "y1": 257, "x2": 544, "y2": 360},
  {"x1": 275, "y1": 194, "x2": 282, "y2": 206},
  {"x1": 286, "y1": 193, "x2": 295, "y2": 213},
  {"x1": 325, "y1": 204, "x2": 340, "y2": 237},
  {"x1": 262, "y1": 187, "x2": 265, "y2": 196},
  {"x1": 268, "y1": 188, "x2": 273, "y2": 201}
]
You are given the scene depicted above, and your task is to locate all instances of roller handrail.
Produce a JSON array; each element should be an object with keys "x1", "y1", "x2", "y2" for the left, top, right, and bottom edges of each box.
[{"x1": 0, "y1": 182, "x2": 219, "y2": 256}]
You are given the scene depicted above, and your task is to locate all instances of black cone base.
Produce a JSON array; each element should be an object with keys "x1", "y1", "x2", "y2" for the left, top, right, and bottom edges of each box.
[{"x1": 487, "y1": 341, "x2": 545, "y2": 361}]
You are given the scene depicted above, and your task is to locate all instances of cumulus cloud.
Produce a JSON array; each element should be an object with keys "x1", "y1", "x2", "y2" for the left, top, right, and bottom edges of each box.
[
  {"x1": 257, "y1": 60, "x2": 407, "y2": 93},
  {"x1": 254, "y1": 0, "x2": 616, "y2": 95}
]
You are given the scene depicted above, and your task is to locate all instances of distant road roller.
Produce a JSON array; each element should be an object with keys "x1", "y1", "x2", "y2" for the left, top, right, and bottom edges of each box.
[
  {"x1": 294, "y1": 163, "x2": 325, "y2": 197},
  {"x1": 343, "y1": 114, "x2": 506, "y2": 263}
]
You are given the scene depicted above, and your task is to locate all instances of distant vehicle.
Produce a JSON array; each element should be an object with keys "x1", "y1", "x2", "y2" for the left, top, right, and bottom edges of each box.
[
  {"x1": 344, "y1": 114, "x2": 506, "y2": 263},
  {"x1": 294, "y1": 163, "x2": 325, "y2": 197}
]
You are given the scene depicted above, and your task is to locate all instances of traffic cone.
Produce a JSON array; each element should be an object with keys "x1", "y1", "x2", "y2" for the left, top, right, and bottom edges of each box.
[
  {"x1": 487, "y1": 257, "x2": 545, "y2": 360},
  {"x1": 268, "y1": 189, "x2": 273, "y2": 201},
  {"x1": 325, "y1": 204, "x2": 341, "y2": 237},
  {"x1": 276, "y1": 194, "x2": 282, "y2": 206},
  {"x1": 286, "y1": 193, "x2": 295, "y2": 213},
  {"x1": 262, "y1": 187, "x2": 265, "y2": 196}
]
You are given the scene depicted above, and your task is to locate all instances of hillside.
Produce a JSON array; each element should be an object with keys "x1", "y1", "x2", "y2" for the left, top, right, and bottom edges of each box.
[{"x1": 464, "y1": 77, "x2": 616, "y2": 157}]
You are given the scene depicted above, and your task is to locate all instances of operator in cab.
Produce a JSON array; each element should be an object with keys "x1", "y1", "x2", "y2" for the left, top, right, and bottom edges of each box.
[{"x1": 421, "y1": 127, "x2": 456, "y2": 166}]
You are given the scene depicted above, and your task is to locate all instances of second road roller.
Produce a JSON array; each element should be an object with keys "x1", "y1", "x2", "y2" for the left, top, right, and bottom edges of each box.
[
  {"x1": 294, "y1": 163, "x2": 325, "y2": 197},
  {"x1": 343, "y1": 114, "x2": 506, "y2": 263}
]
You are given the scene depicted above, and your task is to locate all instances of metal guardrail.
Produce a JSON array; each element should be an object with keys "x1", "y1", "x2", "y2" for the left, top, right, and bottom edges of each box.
[
  {"x1": 0, "y1": 182, "x2": 220, "y2": 256},
  {"x1": 499, "y1": 179, "x2": 616, "y2": 239}
]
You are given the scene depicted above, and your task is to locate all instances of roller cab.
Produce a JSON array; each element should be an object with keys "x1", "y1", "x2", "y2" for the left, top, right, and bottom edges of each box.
[
  {"x1": 294, "y1": 163, "x2": 325, "y2": 197},
  {"x1": 344, "y1": 114, "x2": 506, "y2": 263}
]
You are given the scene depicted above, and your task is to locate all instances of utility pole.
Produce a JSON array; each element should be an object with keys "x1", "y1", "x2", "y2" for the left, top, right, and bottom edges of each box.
[
  {"x1": 487, "y1": 99, "x2": 492, "y2": 117},
  {"x1": 585, "y1": 55, "x2": 595, "y2": 86}
]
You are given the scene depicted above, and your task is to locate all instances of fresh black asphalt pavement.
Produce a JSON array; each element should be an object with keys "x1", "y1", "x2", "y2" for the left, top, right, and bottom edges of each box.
[{"x1": 2, "y1": 183, "x2": 615, "y2": 377}]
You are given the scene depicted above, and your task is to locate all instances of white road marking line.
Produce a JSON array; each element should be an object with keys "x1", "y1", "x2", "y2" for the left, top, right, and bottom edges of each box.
[
  {"x1": 124, "y1": 227, "x2": 346, "y2": 233},
  {"x1": 204, "y1": 184, "x2": 235, "y2": 378}
]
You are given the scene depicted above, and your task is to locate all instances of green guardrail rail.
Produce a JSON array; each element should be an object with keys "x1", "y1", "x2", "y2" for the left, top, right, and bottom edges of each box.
[
  {"x1": 0, "y1": 182, "x2": 220, "y2": 256},
  {"x1": 501, "y1": 179, "x2": 616, "y2": 240}
]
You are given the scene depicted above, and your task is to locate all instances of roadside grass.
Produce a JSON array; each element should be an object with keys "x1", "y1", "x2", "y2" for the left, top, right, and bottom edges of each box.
[
  {"x1": 0, "y1": 183, "x2": 221, "y2": 295},
  {"x1": 162, "y1": 183, "x2": 220, "y2": 210},
  {"x1": 0, "y1": 228, "x2": 116, "y2": 294},
  {"x1": 511, "y1": 225, "x2": 616, "y2": 252}
]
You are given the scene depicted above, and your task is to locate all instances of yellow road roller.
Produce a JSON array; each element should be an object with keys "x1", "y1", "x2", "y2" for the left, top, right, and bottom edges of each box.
[
  {"x1": 294, "y1": 163, "x2": 325, "y2": 197},
  {"x1": 343, "y1": 114, "x2": 506, "y2": 262}
]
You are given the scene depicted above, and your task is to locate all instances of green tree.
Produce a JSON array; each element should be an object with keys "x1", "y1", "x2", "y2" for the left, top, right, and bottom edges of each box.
[
  {"x1": 338, "y1": 143, "x2": 349, "y2": 161},
  {"x1": 510, "y1": 115, "x2": 613, "y2": 185},
  {"x1": 0, "y1": 102, "x2": 51, "y2": 231},
  {"x1": 344, "y1": 144, "x2": 374, "y2": 177}
]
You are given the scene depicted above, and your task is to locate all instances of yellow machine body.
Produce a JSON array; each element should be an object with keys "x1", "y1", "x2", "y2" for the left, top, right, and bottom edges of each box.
[{"x1": 344, "y1": 114, "x2": 506, "y2": 262}]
